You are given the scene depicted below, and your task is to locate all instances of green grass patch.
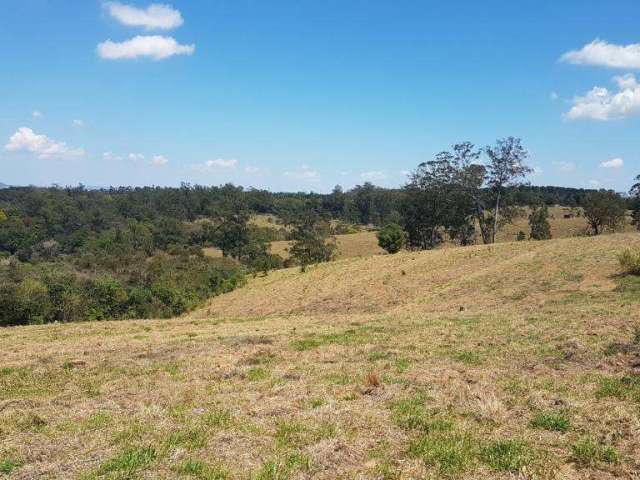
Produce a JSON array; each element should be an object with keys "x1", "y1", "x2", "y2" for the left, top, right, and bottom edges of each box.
[
  {"x1": 202, "y1": 408, "x2": 233, "y2": 429},
  {"x1": 453, "y1": 351, "x2": 484, "y2": 366},
  {"x1": 570, "y1": 437, "x2": 620, "y2": 466},
  {"x1": 0, "y1": 458, "x2": 21, "y2": 475},
  {"x1": 595, "y1": 375, "x2": 640, "y2": 402},
  {"x1": 97, "y1": 446, "x2": 157, "y2": 476},
  {"x1": 165, "y1": 427, "x2": 208, "y2": 450},
  {"x1": 529, "y1": 411, "x2": 571, "y2": 432},
  {"x1": 408, "y1": 432, "x2": 476, "y2": 475},
  {"x1": 390, "y1": 395, "x2": 453, "y2": 433},
  {"x1": 172, "y1": 459, "x2": 229, "y2": 479},
  {"x1": 250, "y1": 453, "x2": 312, "y2": 480},
  {"x1": 246, "y1": 367, "x2": 270, "y2": 381},
  {"x1": 480, "y1": 439, "x2": 531, "y2": 472},
  {"x1": 274, "y1": 420, "x2": 307, "y2": 448}
]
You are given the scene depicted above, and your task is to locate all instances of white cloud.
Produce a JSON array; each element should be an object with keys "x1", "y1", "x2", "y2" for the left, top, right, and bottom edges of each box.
[
  {"x1": 104, "y1": 2, "x2": 183, "y2": 30},
  {"x1": 400, "y1": 170, "x2": 410, "y2": 176},
  {"x1": 32, "y1": 110, "x2": 43, "y2": 119},
  {"x1": 600, "y1": 157, "x2": 624, "y2": 169},
  {"x1": 151, "y1": 154, "x2": 168, "y2": 165},
  {"x1": 103, "y1": 151, "x2": 122, "y2": 161},
  {"x1": 589, "y1": 180, "x2": 602, "y2": 187},
  {"x1": 560, "y1": 39, "x2": 640, "y2": 69},
  {"x1": 284, "y1": 165, "x2": 319, "y2": 180},
  {"x1": 565, "y1": 74, "x2": 640, "y2": 121},
  {"x1": 552, "y1": 161, "x2": 576, "y2": 173},
  {"x1": 550, "y1": 91, "x2": 559, "y2": 101},
  {"x1": 360, "y1": 171, "x2": 387, "y2": 181},
  {"x1": 4, "y1": 127, "x2": 84, "y2": 160},
  {"x1": 72, "y1": 119, "x2": 85, "y2": 128},
  {"x1": 244, "y1": 165, "x2": 260, "y2": 174},
  {"x1": 97, "y1": 35, "x2": 194, "y2": 60},
  {"x1": 205, "y1": 158, "x2": 237, "y2": 169},
  {"x1": 129, "y1": 153, "x2": 145, "y2": 161}
]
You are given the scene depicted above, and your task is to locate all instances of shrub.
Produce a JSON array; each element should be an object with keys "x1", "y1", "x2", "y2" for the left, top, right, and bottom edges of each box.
[
  {"x1": 377, "y1": 224, "x2": 406, "y2": 254},
  {"x1": 618, "y1": 248, "x2": 640, "y2": 275}
]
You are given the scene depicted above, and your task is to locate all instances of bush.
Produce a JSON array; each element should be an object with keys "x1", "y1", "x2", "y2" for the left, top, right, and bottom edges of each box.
[
  {"x1": 377, "y1": 224, "x2": 406, "y2": 254},
  {"x1": 618, "y1": 249, "x2": 640, "y2": 275}
]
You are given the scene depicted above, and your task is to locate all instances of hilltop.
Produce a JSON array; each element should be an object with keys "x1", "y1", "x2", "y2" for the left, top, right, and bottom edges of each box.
[{"x1": 1, "y1": 234, "x2": 640, "y2": 479}]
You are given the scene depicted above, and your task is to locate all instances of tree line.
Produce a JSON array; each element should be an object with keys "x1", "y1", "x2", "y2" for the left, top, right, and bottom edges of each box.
[{"x1": 1, "y1": 139, "x2": 639, "y2": 326}]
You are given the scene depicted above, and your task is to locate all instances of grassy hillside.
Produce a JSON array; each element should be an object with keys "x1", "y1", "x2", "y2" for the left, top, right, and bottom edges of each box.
[{"x1": 2, "y1": 234, "x2": 640, "y2": 479}]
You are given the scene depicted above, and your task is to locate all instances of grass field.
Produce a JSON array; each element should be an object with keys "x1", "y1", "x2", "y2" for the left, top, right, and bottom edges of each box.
[
  {"x1": 2, "y1": 233, "x2": 640, "y2": 479},
  {"x1": 205, "y1": 208, "x2": 637, "y2": 262}
]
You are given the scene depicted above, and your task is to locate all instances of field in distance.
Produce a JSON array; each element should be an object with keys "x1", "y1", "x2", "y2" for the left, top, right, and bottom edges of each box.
[
  {"x1": 2, "y1": 233, "x2": 640, "y2": 479},
  {"x1": 204, "y1": 208, "x2": 636, "y2": 261}
]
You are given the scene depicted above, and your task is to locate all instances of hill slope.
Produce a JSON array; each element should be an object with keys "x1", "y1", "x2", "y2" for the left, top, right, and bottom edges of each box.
[
  {"x1": 2, "y1": 234, "x2": 640, "y2": 479},
  {"x1": 195, "y1": 234, "x2": 634, "y2": 318}
]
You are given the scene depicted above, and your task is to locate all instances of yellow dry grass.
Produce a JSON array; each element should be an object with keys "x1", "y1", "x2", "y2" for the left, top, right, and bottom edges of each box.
[
  {"x1": 270, "y1": 230, "x2": 384, "y2": 261},
  {"x1": 2, "y1": 233, "x2": 640, "y2": 479}
]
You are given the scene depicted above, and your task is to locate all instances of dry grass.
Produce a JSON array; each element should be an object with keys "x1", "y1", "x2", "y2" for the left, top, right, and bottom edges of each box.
[
  {"x1": 270, "y1": 230, "x2": 384, "y2": 261},
  {"x1": 2, "y1": 233, "x2": 640, "y2": 479}
]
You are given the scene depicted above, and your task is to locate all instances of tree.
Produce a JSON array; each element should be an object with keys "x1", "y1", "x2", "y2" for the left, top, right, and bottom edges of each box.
[
  {"x1": 631, "y1": 174, "x2": 640, "y2": 230},
  {"x1": 401, "y1": 142, "x2": 484, "y2": 248},
  {"x1": 485, "y1": 137, "x2": 532, "y2": 243},
  {"x1": 582, "y1": 191, "x2": 627, "y2": 235},
  {"x1": 288, "y1": 213, "x2": 336, "y2": 272},
  {"x1": 377, "y1": 224, "x2": 406, "y2": 254},
  {"x1": 528, "y1": 203, "x2": 552, "y2": 240},
  {"x1": 211, "y1": 186, "x2": 251, "y2": 259}
]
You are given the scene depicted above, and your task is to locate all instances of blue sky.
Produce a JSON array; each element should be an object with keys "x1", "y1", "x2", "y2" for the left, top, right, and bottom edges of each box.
[{"x1": 1, "y1": 1, "x2": 639, "y2": 192}]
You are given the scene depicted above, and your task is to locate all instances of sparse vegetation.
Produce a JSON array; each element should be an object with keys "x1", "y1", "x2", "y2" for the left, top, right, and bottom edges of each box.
[{"x1": 618, "y1": 248, "x2": 640, "y2": 275}]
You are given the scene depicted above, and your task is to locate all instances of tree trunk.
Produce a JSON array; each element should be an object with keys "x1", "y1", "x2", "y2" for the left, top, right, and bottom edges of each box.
[{"x1": 492, "y1": 191, "x2": 501, "y2": 244}]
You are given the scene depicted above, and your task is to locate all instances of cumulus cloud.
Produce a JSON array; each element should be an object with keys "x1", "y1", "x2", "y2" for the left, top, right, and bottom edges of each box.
[
  {"x1": 560, "y1": 39, "x2": 640, "y2": 69},
  {"x1": 600, "y1": 157, "x2": 624, "y2": 169},
  {"x1": 151, "y1": 154, "x2": 168, "y2": 165},
  {"x1": 72, "y1": 119, "x2": 85, "y2": 128},
  {"x1": 104, "y1": 2, "x2": 183, "y2": 30},
  {"x1": 552, "y1": 161, "x2": 576, "y2": 173},
  {"x1": 4, "y1": 127, "x2": 84, "y2": 160},
  {"x1": 205, "y1": 158, "x2": 237, "y2": 169},
  {"x1": 97, "y1": 35, "x2": 194, "y2": 60},
  {"x1": 565, "y1": 74, "x2": 640, "y2": 121},
  {"x1": 360, "y1": 171, "x2": 387, "y2": 181},
  {"x1": 284, "y1": 165, "x2": 319, "y2": 180},
  {"x1": 129, "y1": 153, "x2": 145, "y2": 161},
  {"x1": 32, "y1": 110, "x2": 43, "y2": 119}
]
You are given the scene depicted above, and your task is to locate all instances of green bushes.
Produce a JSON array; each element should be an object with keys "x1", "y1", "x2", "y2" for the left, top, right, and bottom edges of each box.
[
  {"x1": 0, "y1": 254, "x2": 245, "y2": 326},
  {"x1": 618, "y1": 248, "x2": 640, "y2": 275},
  {"x1": 377, "y1": 223, "x2": 406, "y2": 254}
]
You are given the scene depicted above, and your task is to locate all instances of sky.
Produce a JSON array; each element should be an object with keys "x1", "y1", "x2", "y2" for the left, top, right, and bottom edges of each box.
[{"x1": 1, "y1": 1, "x2": 640, "y2": 193}]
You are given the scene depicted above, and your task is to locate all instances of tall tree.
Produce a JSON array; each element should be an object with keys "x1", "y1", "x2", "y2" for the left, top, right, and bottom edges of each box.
[
  {"x1": 485, "y1": 137, "x2": 532, "y2": 243},
  {"x1": 402, "y1": 142, "x2": 485, "y2": 248},
  {"x1": 582, "y1": 191, "x2": 627, "y2": 235},
  {"x1": 631, "y1": 174, "x2": 640, "y2": 230}
]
